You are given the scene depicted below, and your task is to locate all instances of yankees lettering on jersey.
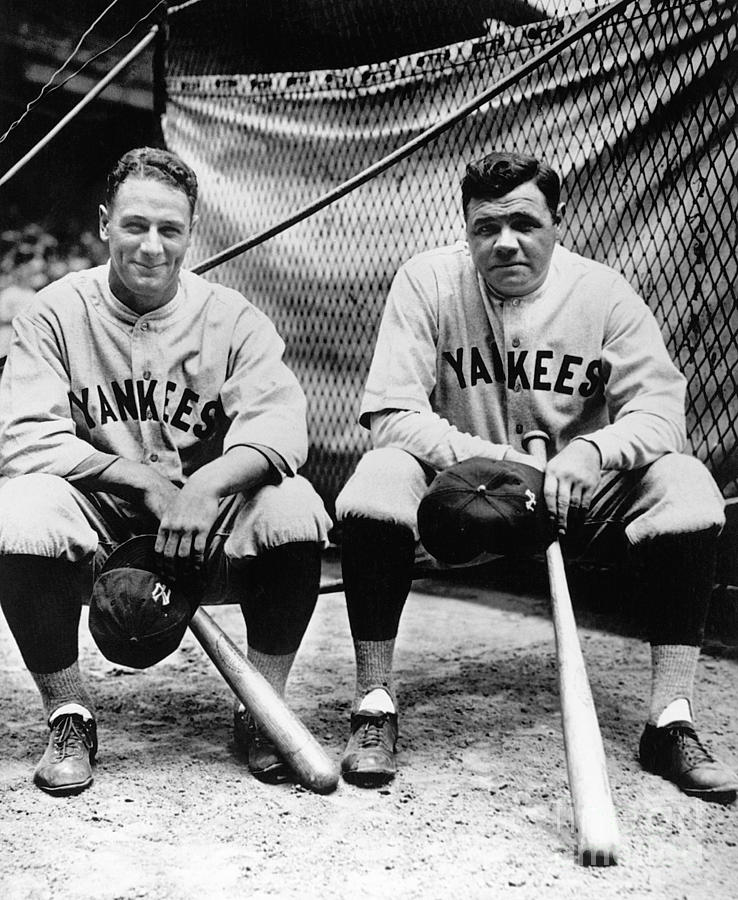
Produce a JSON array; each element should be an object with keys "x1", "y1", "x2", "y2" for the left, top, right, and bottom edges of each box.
[
  {"x1": 360, "y1": 242, "x2": 686, "y2": 468},
  {"x1": 68, "y1": 378, "x2": 225, "y2": 437},
  {"x1": 0, "y1": 264, "x2": 310, "y2": 482},
  {"x1": 441, "y1": 344, "x2": 603, "y2": 396}
]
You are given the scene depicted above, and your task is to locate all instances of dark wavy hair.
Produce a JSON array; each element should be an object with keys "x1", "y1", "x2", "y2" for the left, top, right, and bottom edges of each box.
[
  {"x1": 461, "y1": 150, "x2": 560, "y2": 218},
  {"x1": 105, "y1": 147, "x2": 199, "y2": 216}
]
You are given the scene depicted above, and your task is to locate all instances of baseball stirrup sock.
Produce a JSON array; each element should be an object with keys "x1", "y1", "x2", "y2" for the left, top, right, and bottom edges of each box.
[
  {"x1": 0, "y1": 554, "x2": 88, "y2": 673},
  {"x1": 341, "y1": 517, "x2": 415, "y2": 641},
  {"x1": 641, "y1": 527, "x2": 719, "y2": 647},
  {"x1": 238, "y1": 541, "x2": 322, "y2": 656}
]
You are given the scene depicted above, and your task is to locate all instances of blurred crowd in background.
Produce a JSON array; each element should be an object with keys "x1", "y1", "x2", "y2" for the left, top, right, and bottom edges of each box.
[{"x1": 0, "y1": 224, "x2": 107, "y2": 358}]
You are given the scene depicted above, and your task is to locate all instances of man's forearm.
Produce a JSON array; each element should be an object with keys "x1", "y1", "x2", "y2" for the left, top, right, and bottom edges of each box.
[
  {"x1": 184, "y1": 445, "x2": 273, "y2": 499},
  {"x1": 74, "y1": 457, "x2": 176, "y2": 507},
  {"x1": 370, "y1": 409, "x2": 512, "y2": 470}
]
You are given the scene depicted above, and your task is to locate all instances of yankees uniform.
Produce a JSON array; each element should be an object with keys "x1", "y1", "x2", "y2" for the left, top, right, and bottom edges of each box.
[
  {"x1": 337, "y1": 240, "x2": 724, "y2": 547},
  {"x1": 0, "y1": 263, "x2": 331, "y2": 567}
]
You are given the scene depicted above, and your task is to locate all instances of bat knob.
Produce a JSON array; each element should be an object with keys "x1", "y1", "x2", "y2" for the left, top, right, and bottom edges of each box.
[
  {"x1": 521, "y1": 429, "x2": 550, "y2": 452},
  {"x1": 522, "y1": 430, "x2": 551, "y2": 467}
]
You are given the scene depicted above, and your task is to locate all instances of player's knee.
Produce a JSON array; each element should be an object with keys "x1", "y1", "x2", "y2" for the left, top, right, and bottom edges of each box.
[
  {"x1": 628, "y1": 454, "x2": 725, "y2": 542},
  {"x1": 0, "y1": 474, "x2": 97, "y2": 557},
  {"x1": 226, "y1": 475, "x2": 332, "y2": 558},
  {"x1": 335, "y1": 448, "x2": 428, "y2": 530}
]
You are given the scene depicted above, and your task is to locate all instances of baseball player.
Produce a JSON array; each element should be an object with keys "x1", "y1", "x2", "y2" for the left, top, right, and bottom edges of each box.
[
  {"x1": 334, "y1": 149, "x2": 738, "y2": 802},
  {"x1": 0, "y1": 147, "x2": 332, "y2": 795}
]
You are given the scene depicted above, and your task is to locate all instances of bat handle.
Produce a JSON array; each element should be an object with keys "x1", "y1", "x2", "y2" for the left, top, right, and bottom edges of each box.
[{"x1": 522, "y1": 429, "x2": 550, "y2": 467}]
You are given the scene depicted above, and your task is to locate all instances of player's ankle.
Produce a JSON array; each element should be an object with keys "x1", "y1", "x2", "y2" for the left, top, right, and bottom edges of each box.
[{"x1": 357, "y1": 686, "x2": 396, "y2": 714}]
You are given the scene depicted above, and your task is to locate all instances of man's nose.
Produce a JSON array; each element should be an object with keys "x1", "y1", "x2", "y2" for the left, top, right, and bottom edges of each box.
[
  {"x1": 141, "y1": 227, "x2": 164, "y2": 255},
  {"x1": 494, "y1": 225, "x2": 519, "y2": 254}
]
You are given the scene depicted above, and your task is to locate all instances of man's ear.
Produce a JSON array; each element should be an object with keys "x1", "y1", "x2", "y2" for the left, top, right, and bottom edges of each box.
[
  {"x1": 189, "y1": 213, "x2": 199, "y2": 236},
  {"x1": 99, "y1": 204, "x2": 110, "y2": 241},
  {"x1": 553, "y1": 202, "x2": 566, "y2": 226}
]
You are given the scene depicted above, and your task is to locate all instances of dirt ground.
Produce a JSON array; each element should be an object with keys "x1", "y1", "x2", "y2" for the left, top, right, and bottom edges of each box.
[{"x1": 1, "y1": 559, "x2": 737, "y2": 900}]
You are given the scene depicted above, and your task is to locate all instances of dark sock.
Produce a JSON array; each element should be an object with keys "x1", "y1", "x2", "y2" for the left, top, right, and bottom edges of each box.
[
  {"x1": 639, "y1": 527, "x2": 719, "y2": 646},
  {"x1": 237, "y1": 541, "x2": 322, "y2": 655},
  {"x1": 341, "y1": 516, "x2": 415, "y2": 641},
  {"x1": 0, "y1": 555, "x2": 88, "y2": 673}
]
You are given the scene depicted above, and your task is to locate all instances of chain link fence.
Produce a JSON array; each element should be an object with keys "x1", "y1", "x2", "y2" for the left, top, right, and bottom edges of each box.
[{"x1": 161, "y1": 0, "x2": 737, "y2": 512}]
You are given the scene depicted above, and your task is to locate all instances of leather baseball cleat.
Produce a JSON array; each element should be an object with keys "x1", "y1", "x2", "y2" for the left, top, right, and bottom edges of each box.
[
  {"x1": 233, "y1": 704, "x2": 290, "y2": 784},
  {"x1": 341, "y1": 709, "x2": 398, "y2": 787},
  {"x1": 639, "y1": 720, "x2": 738, "y2": 804},
  {"x1": 33, "y1": 713, "x2": 98, "y2": 796}
]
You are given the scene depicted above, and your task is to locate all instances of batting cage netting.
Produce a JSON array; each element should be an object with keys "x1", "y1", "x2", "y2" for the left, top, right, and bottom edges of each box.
[{"x1": 160, "y1": 0, "x2": 737, "y2": 512}]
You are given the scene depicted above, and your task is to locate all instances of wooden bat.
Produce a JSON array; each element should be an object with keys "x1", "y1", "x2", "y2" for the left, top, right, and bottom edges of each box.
[
  {"x1": 188, "y1": 607, "x2": 339, "y2": 795},
  {"x1": 522, "y1": 430, "x2": 620, "y2": 866}
]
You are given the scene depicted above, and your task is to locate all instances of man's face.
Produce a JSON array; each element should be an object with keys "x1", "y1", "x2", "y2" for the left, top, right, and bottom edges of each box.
[
  {"x1": 465, "y1": 181, "x2": 558, "y2": 298},
  {"x1": 99, "y1": 177, "x2": 196, "y2": 312}
]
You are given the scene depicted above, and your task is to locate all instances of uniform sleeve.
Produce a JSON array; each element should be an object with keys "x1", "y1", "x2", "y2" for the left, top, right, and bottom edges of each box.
[
  {"x1": 220, "y1": 307, "x2": 308, "y2": 476},
  {"x1": 579, "y1": 277, "x2": 687, "y2": 469},
  {"x1": 0, "y1": 313, "x2": 117, "y2": 477},
  {"x1": 370, "y1": 409, "x2": 511, "y2": 471},
  {"x1": 359, "y1": 260, "x2": 440, "y2": 427}
]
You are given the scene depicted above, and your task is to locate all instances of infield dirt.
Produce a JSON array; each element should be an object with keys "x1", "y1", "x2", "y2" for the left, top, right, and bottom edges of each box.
[{"x1": 1, "y1": 559, "x2": 737, "y2": 899}]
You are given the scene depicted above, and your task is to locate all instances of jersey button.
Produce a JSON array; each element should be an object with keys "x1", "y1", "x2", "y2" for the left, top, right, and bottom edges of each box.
[
  {"x1": 515, "y1": 424, "x2": 523, "y2": 434},
  {"x1": 149, "y1": 452, "x2": 159, "y2": 462},
  {"x1": 142, "y1": 370, "x2": 151, "y2": 380},
  {"x1": 512, "y1": 299, "x2": 520, "y2": 308},
  {"x1": 140, "y1": 322, "x2": 150, "y2": 331},
  {"x1": 512, "y1": 337, "x2": 520, "y2": 348},
  {"x1": 513, "y1": 384, "x2": 522, "y2": 393}
]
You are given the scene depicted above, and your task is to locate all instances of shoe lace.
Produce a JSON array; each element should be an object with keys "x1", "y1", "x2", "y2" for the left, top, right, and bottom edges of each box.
[
  {"x1": 356, "y1": 714, "x2": 391, "y2": 749},
  {"x1": 51, "y1": 715, "x2": 93, "y2": 762},
  {"x1": 668, "y1": 724, "x2": 716, "y2": 766}
]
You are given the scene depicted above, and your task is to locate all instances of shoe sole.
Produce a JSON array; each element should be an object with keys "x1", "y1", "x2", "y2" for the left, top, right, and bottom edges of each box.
[
  {"x1": 250, "y1": 762, "x2": 292, "y2": 785},
  {"x1": 34, "y1": 775, "x2": 93, "y2": 796},
  {"x1": 342, "y1": 768, "x2": 396, "y2": 788},
  {"x1": 682, "y1": 786, "x2": 738, "y2": 804},
  {"x1": 643, "y1": 764, "x2": 738, "y2": 805}
]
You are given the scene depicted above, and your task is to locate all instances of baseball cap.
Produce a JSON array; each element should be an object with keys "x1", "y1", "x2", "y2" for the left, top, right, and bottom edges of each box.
[
  {"x1": 417, "y1": 457, "x2": 547, "y2": 565},
  {"x1": 89, "y1": 535, "x2": 194, "y2": 669}
]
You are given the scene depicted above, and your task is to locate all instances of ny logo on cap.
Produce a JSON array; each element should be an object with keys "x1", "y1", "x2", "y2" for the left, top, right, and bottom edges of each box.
[
  {"x1": 524, "y1": 489, "x2": 536, "y2": 512},
  {"x1": 152, "y1": 582, "x2": 171, "y2": 606}
]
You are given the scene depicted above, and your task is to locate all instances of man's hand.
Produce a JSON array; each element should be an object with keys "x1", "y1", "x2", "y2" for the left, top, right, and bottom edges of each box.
[
  {"x1": 543, "y1": 440, "x2": 601, "y2": 535},
  {"x1": 140, "y1": 475, "x2": 181, "y2": 522},
  {"x1": 155, "y1": 472, "x2": 221, "y2": 582}
]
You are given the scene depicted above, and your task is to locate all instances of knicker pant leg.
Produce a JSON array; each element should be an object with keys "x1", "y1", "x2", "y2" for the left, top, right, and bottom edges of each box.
[
  {"x1": 335, "y1": 448, "x2": 427, "y2": 642},
  {"x1": 335, "y1": 449, "x2": 428, "y2": 705},
  {"x1": 216, "y1": 476, "x2": 331, "y2": 695},
  {"x1": 570, "y1": 454, "x2": 725, "y2": 723},
  {"x1": 0, "y1": 474, "x2": 102, "y2": 716}
]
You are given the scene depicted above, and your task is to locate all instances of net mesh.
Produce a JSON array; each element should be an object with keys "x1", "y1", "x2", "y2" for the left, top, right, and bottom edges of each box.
[{"x1": 162, "y1": 0, "x2": 737, "y2": 511}]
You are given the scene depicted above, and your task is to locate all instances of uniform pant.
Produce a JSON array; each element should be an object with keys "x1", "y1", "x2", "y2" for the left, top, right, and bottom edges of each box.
[
  {"x1": 0, "y1": 473, "x2": 332, "y2": 673},
  {"x1": 335, "y1": 449, "x2": 725, "y2": 645}
]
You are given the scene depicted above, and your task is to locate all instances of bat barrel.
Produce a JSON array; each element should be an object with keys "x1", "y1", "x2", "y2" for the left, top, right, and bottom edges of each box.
[
  {"x1": 189, "y1": 608, "x2": 339, "y2": 794},
  {"x1": 523, "y1": 431, "x2": 620, "y2": 866}
]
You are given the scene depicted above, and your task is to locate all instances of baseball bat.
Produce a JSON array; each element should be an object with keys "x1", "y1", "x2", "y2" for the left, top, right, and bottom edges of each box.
[
  {"x1": 522, "y1": 430, "x2": 620, "y2": 866},
  {"x1": 188, "y1": 607, "x2": 339, "y2": 795}
]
